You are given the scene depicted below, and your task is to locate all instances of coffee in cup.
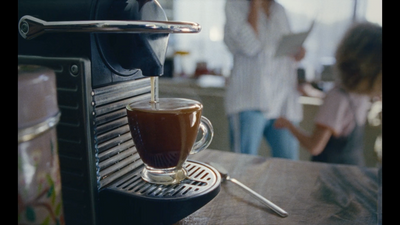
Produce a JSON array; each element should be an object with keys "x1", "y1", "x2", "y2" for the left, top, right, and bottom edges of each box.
[{"x1": 126, "y1": 98, "x2": 213, "y2": 184}]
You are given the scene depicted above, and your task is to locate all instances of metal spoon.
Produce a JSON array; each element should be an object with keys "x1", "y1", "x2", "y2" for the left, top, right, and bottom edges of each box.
[{"x1": 209, "y1": 162, "x2": 289, "y2": 218}]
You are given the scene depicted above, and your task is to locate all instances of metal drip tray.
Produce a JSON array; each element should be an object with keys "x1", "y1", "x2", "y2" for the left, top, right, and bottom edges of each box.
[
  {"x1": 109, "y1": 160, "x2": 221, "y2": 199},
  {"x1": 99, "y1": 160, "x2": 221, "y2": 225}
]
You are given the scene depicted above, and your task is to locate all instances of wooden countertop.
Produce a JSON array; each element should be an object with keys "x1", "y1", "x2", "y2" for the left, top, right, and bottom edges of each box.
[{"x1": 175, "y1": 149, "x2": 381, "y2": 224}]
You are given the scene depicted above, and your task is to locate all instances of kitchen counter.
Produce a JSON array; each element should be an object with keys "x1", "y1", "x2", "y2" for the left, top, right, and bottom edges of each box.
[
  {"x1": 175, "y1": 149, "x2": 381, "y2": 224},
  {"x1": 158, "y1": 77, "x2": 381, "y2": 167},
  {"x1": 159, "y1": 77, "x2": 323, "y2": 105}
]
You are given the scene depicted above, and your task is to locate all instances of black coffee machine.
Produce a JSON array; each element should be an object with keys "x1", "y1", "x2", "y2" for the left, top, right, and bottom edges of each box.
[{"x1": 18, "y1": 1, "x2": 221, "y2": 224}]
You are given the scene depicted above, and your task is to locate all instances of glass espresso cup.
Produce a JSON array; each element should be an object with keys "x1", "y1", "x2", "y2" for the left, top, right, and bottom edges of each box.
[{"x1": 126, "y1": 98, "x2": 213, "y2": 185}]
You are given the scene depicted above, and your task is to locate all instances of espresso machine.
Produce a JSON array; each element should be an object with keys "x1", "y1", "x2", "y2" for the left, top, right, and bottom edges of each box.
[{"x1": 18, "y1": 0, "x2": 221, "y2": 224}]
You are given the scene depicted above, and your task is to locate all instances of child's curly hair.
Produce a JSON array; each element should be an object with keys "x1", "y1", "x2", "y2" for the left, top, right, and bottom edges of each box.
[{"x1": 335, "y1": 22, "x2": 382, "y2": 94}]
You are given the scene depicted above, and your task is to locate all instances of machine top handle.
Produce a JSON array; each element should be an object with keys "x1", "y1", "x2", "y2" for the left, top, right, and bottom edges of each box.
[{"x1": 19, "y1": 15, "x2": 202, "y2": 40}]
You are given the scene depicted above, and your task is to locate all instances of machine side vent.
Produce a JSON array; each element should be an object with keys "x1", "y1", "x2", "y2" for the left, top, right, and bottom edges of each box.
[{"x1": 93, "y1": 77, "x2": 151, "y2": 189}]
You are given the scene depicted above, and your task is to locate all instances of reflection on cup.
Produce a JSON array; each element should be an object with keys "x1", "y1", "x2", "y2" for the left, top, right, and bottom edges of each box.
[{"x1": 126, "y1": 98, "x2": 213, "y2": 184}]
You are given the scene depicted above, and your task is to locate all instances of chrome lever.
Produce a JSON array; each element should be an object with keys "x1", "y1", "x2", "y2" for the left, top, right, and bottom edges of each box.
[{"x1": 18, "y1": 15, "x2": 201, "y2": 40}]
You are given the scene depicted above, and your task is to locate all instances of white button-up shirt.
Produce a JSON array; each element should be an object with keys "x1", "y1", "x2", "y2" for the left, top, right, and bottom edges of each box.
[{"x1": 223, "y1": 0, "x2": 303, "y2": 122}]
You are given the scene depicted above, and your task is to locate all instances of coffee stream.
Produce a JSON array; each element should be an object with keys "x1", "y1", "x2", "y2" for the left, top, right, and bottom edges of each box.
[
  {"x1": 150, "y1": 77, "x2": 156, "y2": 103},
  {"x1": 150, "y1": 77, "x2": 159, "y2": 110},
  {"x1": 147, "y1": 77, "x2": 183, "y2": 169}
]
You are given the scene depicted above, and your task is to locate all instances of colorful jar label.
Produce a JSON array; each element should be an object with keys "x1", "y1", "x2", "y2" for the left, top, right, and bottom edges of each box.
[{"x1": 18, "y1": 129, "x2": 65, "y2": 225}]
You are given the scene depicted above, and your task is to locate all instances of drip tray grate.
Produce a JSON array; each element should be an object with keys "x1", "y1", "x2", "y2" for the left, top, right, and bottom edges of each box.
[{"x1": 105, "y1": 160, "x2": 221, "y2": 200}]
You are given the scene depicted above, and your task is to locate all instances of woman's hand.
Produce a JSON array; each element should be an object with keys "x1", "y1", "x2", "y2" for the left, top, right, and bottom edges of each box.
[
  {"x1": 292, "y1": 46, "x2": 306, "y2": 62},
  {"x1": 248, "y1": 0, "x2": 262, "y2": 34},
  {"x1": 261, "y1": 0, "x2": 275, "y2": 18}
]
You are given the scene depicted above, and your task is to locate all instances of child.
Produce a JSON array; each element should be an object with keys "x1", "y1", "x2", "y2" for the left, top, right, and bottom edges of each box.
[{"x1": 274, "y1": 21, "x2": 382, "y2": 166}]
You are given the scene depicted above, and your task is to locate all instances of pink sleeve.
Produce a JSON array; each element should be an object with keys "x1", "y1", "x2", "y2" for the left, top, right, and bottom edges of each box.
[{"x1": 314, "y1": 89, "x2": 350, "y2": 136}]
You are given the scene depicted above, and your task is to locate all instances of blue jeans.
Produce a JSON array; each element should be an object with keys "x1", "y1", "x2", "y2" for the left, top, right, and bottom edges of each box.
[{"x1": 228, "y1": 110, "x2": 299, "y2": 160}]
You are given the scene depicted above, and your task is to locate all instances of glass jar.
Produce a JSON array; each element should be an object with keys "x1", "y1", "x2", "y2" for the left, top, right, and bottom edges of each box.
[{"x1": 18, "y1": 65, "x2": 65, "y2": 225}]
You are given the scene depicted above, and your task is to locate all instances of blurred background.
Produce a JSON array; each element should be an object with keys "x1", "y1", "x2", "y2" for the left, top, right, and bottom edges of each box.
[
  {"x1": 159, "y1": 0, "x2": 382, "y2": 82},
  {"x1": 157, "y1": 0, "x2": 382, "y2": 167}
]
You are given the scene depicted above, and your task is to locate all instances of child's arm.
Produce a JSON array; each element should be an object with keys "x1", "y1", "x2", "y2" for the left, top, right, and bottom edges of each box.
[{"x1": 274, "y1": 117, "x2": 333, "y2": 156}]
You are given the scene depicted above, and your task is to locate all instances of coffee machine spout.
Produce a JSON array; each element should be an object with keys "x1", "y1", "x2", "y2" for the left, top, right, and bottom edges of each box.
[
  {"x1": 18, "y1": 13, "x2": 201, "y2": 77},
  {"x1": 112, "y1": 32, "x2": 170, "y2": 76}
]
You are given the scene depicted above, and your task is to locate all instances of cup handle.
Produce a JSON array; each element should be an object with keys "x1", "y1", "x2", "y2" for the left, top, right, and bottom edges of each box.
[{"x1": 191, "y1": 116, "x2": 214, "y2": 154}]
